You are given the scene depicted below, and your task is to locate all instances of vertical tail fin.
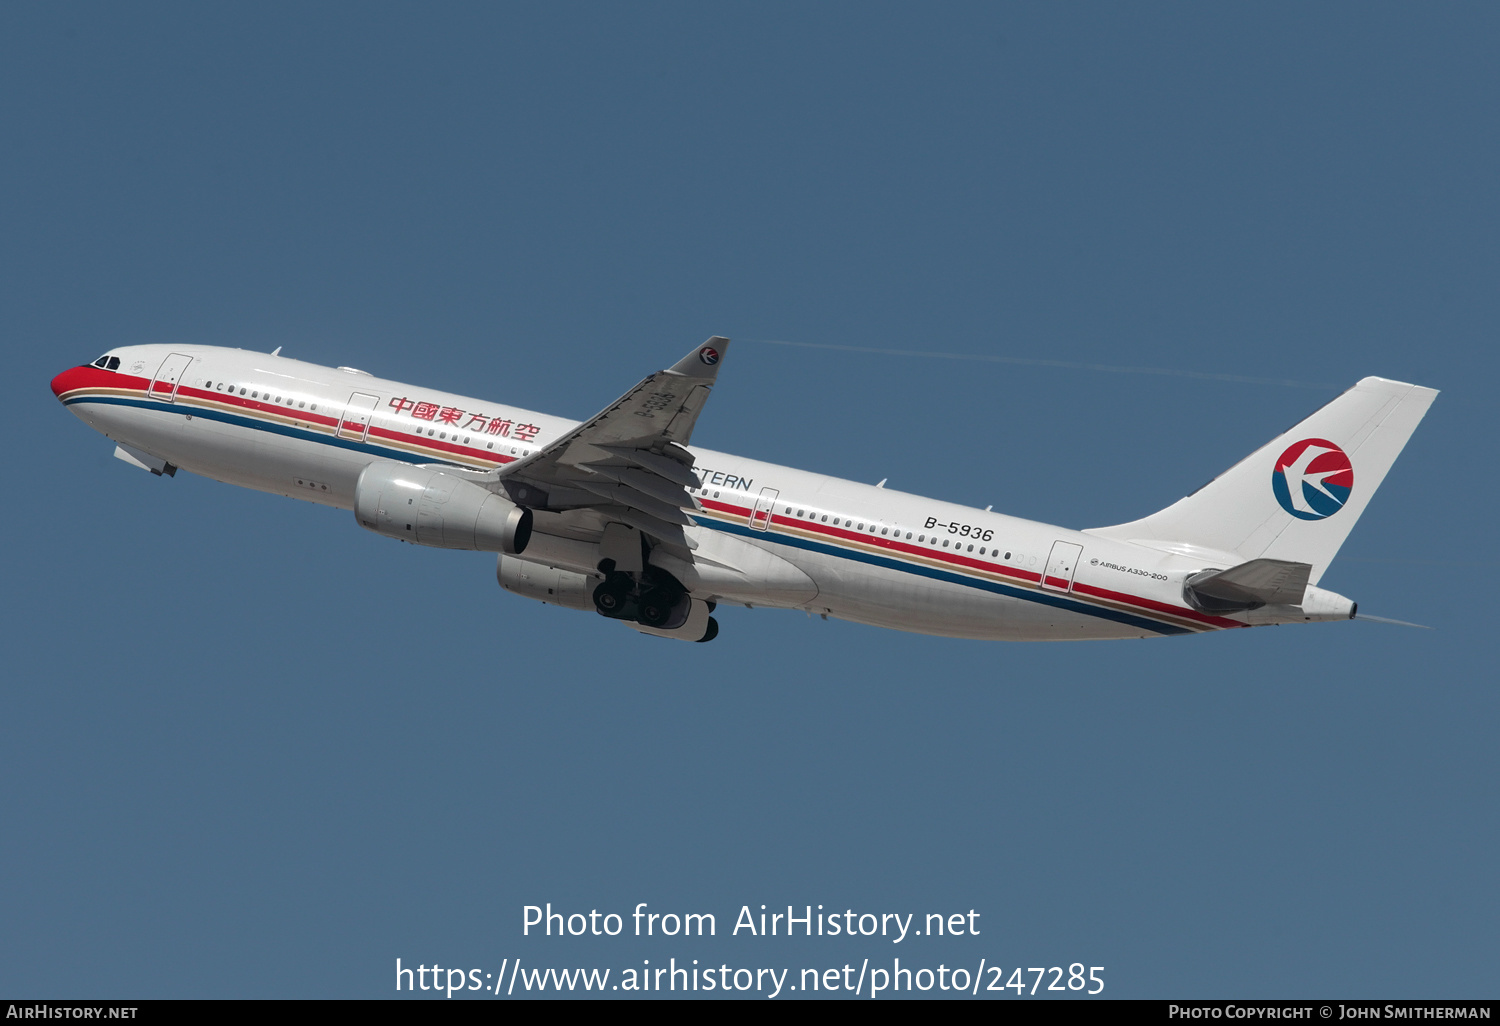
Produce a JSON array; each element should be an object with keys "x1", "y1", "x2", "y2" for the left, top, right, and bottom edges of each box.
[{"x1": 1085, "y1": 377, "x2": 1438, "y2": 583}]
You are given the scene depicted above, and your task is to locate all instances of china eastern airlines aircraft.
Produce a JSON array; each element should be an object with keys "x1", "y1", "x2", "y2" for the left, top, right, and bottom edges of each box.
[{"x1": 51, "y1": 339, "x2": 1437, "y2": 643}]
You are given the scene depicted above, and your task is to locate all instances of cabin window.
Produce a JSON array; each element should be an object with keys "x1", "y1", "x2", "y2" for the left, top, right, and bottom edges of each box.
[
  {"x1": 275, "y1": 395, "x2": 281, "y2": 402},
  {"x1": 797, "y1": 510, "x2": 804, "y2": 517},
  {"x1": 310, "y1": 404, "x2": 316, "y2": 410},
  {"x1": 979, "y1": 547, "x2": 986, "y2": 555},
  {"x1": 821, "y1": 515, "x2": 827, "y2": 522},
  {"x1": 713, "y1": 491, "x2": 720, "y2": 498},
  {"x1": 1004, "y1": 551, "x2": 1012, "y2": 560},
  {"x1": 905, "y1": 532, "x2": 912, "y2": 540},
  {"x1": 918, "y1": 535, "x2": 925, "y2": 542},
  {"x1": 966, "y1": 544, "x2": 973, "y2": 552},
  {"x1": 298, "y1": 401, "x2": 305, "y2": 408},
  {"x1": 857, "y1": 523, "x2": 864, "y2": 530},
  {"x1": 251, "y1": 391, "x2": 259, "y2": 398},
  {"x1": 439, "y1": 432, "x2": 447, "y2": 440}
]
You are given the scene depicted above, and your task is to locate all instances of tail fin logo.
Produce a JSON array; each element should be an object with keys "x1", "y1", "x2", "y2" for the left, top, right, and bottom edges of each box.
[{"x1": 1273, "y1": 438, "x2": 1354, "y2": 520}]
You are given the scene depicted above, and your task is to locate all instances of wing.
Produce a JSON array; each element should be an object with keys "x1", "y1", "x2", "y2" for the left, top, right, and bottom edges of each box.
[{"x1": 489, "y1": 338, "x2": 730, "y2": 555}]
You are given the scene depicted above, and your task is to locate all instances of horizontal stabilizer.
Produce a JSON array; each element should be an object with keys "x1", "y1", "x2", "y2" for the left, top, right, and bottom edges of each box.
[{"x1": 1185, "y1": 558, "x2": 1311, "y2": 613}]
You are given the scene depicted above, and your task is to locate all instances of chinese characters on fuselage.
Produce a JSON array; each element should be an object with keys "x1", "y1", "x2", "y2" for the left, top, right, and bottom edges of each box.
[{"x1": 387, "y1": 396, "x2": 540, "y2": 442}]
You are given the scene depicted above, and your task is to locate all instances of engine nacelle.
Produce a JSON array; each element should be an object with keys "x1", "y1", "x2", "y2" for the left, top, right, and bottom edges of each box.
[
  {"x1": 354, "y1": 462, "x2": 532, "y2": 554},
  {"x1": 496, "y1": 554, "x2": 595, "y2": 611}
]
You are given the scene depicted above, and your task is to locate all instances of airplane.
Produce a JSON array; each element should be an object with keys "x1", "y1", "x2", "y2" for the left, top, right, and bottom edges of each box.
[{"x1": 50, "y1": 339, "x2": 1437, "y2": 643}]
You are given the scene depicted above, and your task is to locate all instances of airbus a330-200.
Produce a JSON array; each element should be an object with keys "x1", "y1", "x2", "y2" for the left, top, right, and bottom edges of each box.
[{"x1": 51, "y1": 339, "x2": 1437, "y2": 643}]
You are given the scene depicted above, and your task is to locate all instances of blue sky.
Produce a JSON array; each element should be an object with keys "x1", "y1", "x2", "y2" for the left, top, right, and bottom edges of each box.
[{"x1": 3, "y1": 2, "x2": 1496, "y2": 998}]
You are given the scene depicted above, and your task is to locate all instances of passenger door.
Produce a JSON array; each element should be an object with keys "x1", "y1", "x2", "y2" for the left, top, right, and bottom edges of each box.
[
  {"x1": 338, "y1": 392, "x2": 380, "y2": 442},
  {"x1": 149, "y1": 353, "x2": 194, "y2": 402},
  {"x1": 1041, "y1": 540, "x2": 1084, "y2": 592},
  {"x1": 749, "y1": 487, "x2": 779, "y2": 531}
]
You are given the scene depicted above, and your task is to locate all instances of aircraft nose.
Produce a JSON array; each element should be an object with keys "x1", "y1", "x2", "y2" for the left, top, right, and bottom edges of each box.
[{"x1": 51, "y1": 365, "x2": 90, "y2": 401}]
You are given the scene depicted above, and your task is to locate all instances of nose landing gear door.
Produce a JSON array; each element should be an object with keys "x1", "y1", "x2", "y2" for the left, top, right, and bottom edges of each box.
[
  {"x1": 1041, "y1": 540, "x2": 1084, "y2": 592},
  {"x1": 149, "y1": 353, "x2": 194, "y2": 401}
]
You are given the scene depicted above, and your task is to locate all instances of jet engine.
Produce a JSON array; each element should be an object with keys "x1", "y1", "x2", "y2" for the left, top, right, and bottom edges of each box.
[
  {"x1": 354, "y1": 462, "x2": 531, "y2": 553},
  {"x1": 495, "y1": 554, "x2": 595, "y2": 611}
]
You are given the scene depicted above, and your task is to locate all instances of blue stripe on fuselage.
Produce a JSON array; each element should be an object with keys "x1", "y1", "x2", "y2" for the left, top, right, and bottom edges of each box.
[
  {"x1": 700, "y1": 516, "x2": 1193, "y2": 637},
  {"x1": 65, "y1": 394, "x2": 475, "y2": 466}
]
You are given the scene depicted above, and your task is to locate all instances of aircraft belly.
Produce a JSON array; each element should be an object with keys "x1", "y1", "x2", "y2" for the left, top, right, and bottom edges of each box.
[
  {"x1": 85, "y1": 401, "x2": 184, "y2": 459},
  {"x1": 657, "y1": 529, "x2": 819, "y2": 608},
  {"x1": 250, "y1": 428, "x2": 362, "y2": 507},
  {"x1": 101, "y1": 401, "x2": 362, "y2": 508},
  {"x1": 769, "y1": 541, "x2": 1156, "y2": 641}
]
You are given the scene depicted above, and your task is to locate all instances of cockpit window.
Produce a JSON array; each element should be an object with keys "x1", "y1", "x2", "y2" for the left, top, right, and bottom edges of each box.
[{"x1": 91, "y1": 355, "x2": 121, "y2": 370}]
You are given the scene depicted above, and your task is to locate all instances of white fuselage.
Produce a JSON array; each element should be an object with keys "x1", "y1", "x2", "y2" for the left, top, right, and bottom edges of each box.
[{"x1": 54, "y1": 344, "x2": 1277, "y2": 641}]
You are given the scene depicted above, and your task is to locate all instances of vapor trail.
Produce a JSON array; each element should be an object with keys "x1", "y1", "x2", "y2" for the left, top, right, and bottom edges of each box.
[{"x1": 748, "y1": 338, "x2": 1339, "y2": 390}]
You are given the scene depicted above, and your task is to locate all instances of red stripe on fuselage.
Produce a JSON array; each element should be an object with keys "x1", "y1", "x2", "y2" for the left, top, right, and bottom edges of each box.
[
  {"x1": 51, "y1": 365, "x2": 149, "y2": 398},
  {"x1": 59, "y1": 366, "x2": 1235, "y2": 632},
  {"x1": 62, "y1": 371, "x2": 519, "y2": 468},
  {"x1": 700, "y1": 499, "x2": 1233, "y2": 631},
  {"x1": 1071, "y1": 582, "x2": 1244, "y2": 630}
]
